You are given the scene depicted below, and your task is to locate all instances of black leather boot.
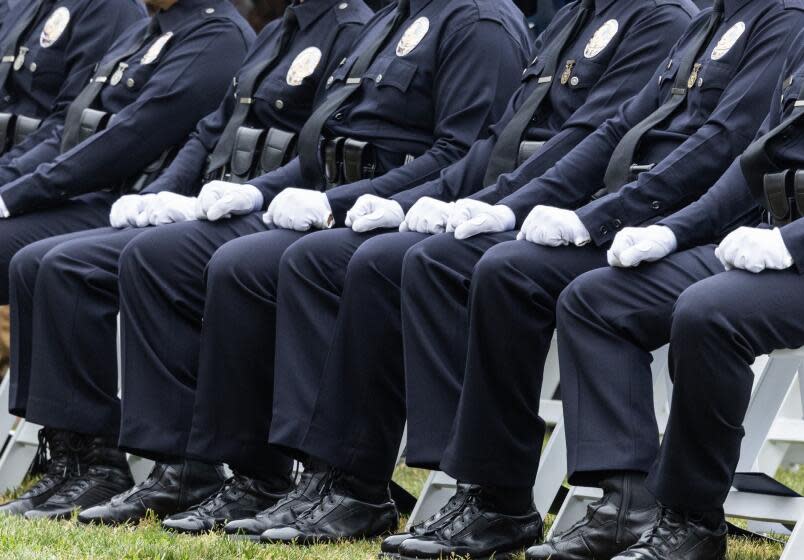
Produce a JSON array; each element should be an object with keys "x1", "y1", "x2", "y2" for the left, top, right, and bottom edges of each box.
[
  {"x1": 613, "y1": 506, "x2": 727, "y2": 560},
  {"x1": 260, "y1": 468, "x2": 399, "y2": 545},
  {"x1": 77, "y1": 460, "x2": 226, "y2": 525},
  {"x1": 527, "y1": 473, "x2": 657, "y2": 560},
  {"x1": 161, "y1": 471, "x2": 293, "y2": 534},
  {"x1": 398, "y1": 485, "x2": 543, "y2": 560},
  {"x1": 25, "y1": 436, "x2": 134, "y2": 520},
  {"x1": 0, "y1": 428, "x2": 82, "y2": 516},
  {"x1": 380, "y1": 483, "x2": 474, "y2": 559},
  {"x1": 223, "y1": 467, "x2": 329, "y2": 541}
]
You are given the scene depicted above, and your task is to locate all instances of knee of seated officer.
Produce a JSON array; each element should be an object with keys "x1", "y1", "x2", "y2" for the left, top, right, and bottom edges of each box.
[
  {"x1": 472, "y1": 241, "x2": 545, "y2": 292},
  {"x1": 401, "y1": 233, "x2": 462, "y2": 287},
  {"x1": 9, "y1": 244, "x2": 49, "y2": 293},
  {"x1": 347, "y1": 236, "x2": 407, "y2": 285},
  {"x1": 206, "y1": 236, "x2": 275, "y2": 298},
  {"x1": 557, "y1": 268, "x2": 620, "y2": 326},
  {"x1": 672, "y1": 277, "x2": 739, "y2": 345}
]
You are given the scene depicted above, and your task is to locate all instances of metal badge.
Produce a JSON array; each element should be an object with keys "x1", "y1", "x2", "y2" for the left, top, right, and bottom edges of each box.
[
  {"x1": 40, "y1": 7, "x2": 71, "y2": 48},
  {"x1": 110, "y1": 62, "x2": 128, "y2": 86},
  {"x1": 687, "y1": 62, "x2": 702, "y2": 89},
  {"x1": 710, "y1": 22, "x2": 745, "y2": 61},
  {"x1": 13, "y1": 47, "x2": 28, "y2": 71},
  {"x1": 396, "y1": 17, "x2": 429, "y2": 57},
  {"x1": 560, "y1": 60, "x2": 576, "y2": 85},
  {"x1": 141, "y1": 32, "x2": 174, "y2": 65},
  {"x1": 286, "y1": 46, "x2": 323, "y2": 86},
  {"x1": 584, "y1": 19, "x2": 619, "y2": 59}
]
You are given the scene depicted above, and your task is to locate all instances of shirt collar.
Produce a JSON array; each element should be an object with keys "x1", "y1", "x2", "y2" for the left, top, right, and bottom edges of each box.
[
  {"x1": 290, "y1": 0, "x2": 340, "y2": 31},
  {"x1": 408, "y1": 0, "x2": 434, "y2": 18},
  {"x1": 154, "y1": 0, "x2": 215, "y2": 33}
]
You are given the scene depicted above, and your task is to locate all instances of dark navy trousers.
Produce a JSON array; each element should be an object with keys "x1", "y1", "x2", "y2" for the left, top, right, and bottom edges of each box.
[
  {"x1": 557, "y1": 245, "x2": 804, "y2": 511},
  {"x1": 6, "y1": 192, "x2": 117, "y2": 416},
  {"x1": 403, "y1": 234, "x2": 607, "y2": 489}
]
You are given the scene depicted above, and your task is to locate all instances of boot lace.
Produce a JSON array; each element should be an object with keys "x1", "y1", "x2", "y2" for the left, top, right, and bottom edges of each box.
[
  {"x1": 433, "y1": 488, "x2": 484, "y2": 540},
  {"x1": 630, "y1": 505, "x2": 687, "y2": 552},
  {"x1": 411, "y1": 485, "x2": 472, "y2": 533},
  {"x1": 184, "y1": 474, "x2": 252, "y2": 516},
  {"x1": 19, "y1": 430, "x2": 83, "y2": 499}
]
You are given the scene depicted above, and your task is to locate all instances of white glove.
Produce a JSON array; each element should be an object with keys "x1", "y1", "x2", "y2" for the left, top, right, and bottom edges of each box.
[
  {"x1": 715, "y1": 227, "x2": 794, "y2": 273},
  {"x1": 147, "y1": 192, "x2": 198, "y2": 226},
  {"x1": 110, "y1": 194, "x2": 157, "y2": 228},
  {"x1": 263, "y1": 187, "x2": 333, "y2": 231},
  {"x1": 196, "y1": 180, "x2": 263, "y2": 222},
  {"x1": 343, "y1": 194, "x2": 405, "y2": 233},
  {"x1": 608, "y1": 225, "x2": 678, "y2": 268},
  {"x1": 517, "y1": 205, "x2": 591, "y2": 246},
  {"x1": 399, "y1": 197, "x2": 454, "y2": 234},
  {"x1": 0, "y1": 195, "x2": 9, "y2": 219},
  {"x1": 447, "y1": 199, "x2": 516, "y2": 240}
]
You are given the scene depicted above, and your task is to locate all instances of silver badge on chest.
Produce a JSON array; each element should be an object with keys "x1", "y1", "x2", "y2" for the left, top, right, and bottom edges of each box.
[
  {"x1": 584, "y1": 19, "x2": 618, "y2": 59},
  {"x1": 287, "y1": 47, "x2": 323, "y2": 86},
  {"x1": 142, "y1": 32, "x2": 174, "y2": 65},
  {"x1": 40, "y1": 7, "x2": 71, "y2": 48},
  {"x1": 711, "y1": 22, "x2": 745, "y2": 61},
  {"x1": 396, "y1": 17, "x2": 429, "y2": 57}
]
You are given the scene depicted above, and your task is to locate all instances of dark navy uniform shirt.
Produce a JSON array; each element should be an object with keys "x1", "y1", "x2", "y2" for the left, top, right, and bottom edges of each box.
[
  {"x1": 145, "y1": 0, "x2": 372, "y2": 196},
  {"x1": 249, "y1": 0, "x2": 534, "y2": 224},
  {"x1": 660, "y1": 29, "x2": 804, "y2": 271},
  {"x1": 500, "y1": 0, "x2": 804, "y2": 245},
  {"x1": 392, "y1": 0, "x2": 697, "y2": 211},
  {"x1": 0, "y1": 0, "x2": 145, "y2": 172},
  {"x1": 0, "y1": 0, "x2": 255, "y2": 215}
]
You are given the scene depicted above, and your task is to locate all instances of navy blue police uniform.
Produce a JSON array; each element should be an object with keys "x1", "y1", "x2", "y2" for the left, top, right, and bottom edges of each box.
[
  {"x1": 4, "y1": 0, "x2": 256, "y2": 419},
  {"x1": 10, "y1": 0, "x2": 370, "y2": 450},
  {"x1": 263, "y1": 0, "x2": 697, "y2": 503},
  {"x1": 0, "y1": 0, "x2": 145, "y2": 173},
  {"x1": 111, "y1": 0, "x2": 532, "y2": 498},
  {"x1": 556, "y1": 31, "x2": 804, "y2": 518},
  {"x1": 398, "y1": 0, "x2": 804, "y2": 500}
]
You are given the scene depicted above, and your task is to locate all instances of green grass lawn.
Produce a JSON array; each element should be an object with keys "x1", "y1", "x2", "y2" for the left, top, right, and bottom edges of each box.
[{"x1": 0, "y1": 465, "x2": 799, "y2": 559}]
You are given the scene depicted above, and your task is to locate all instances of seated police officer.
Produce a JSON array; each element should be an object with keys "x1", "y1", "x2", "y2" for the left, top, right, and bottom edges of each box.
[
  {"x1": 255, "y1": 0, "x2": 696, "y2": 557},
  {"x1": 387, "y1": 1, "x2": 804, "y2": 559},
  {"x1": 0, "y1": 0, "x2": 255, "y2": 519},
  {"x1": 555, "y1": 29, "x2": 804, "y2": 560},
  {"x1": 82, "y1": 0, "x2": 532, "y2": 539},
  {"x1": 0, "y1": 0, "x2": 144, "y2": 173},
  {"x1": 1, "y1": 0, "x2": 372, "y2": 528}
]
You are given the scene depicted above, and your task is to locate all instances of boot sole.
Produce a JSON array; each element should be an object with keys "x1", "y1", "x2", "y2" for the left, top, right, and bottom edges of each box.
[
  {"x1": 225, "y1": 533, "x2": 262, "y2": 542},
  {"x1": 400, "y1": 551, "x2": 519, "y2": 560},
  {"x1": 377, "y1": 553, "x2": 400, "y2": 560}
]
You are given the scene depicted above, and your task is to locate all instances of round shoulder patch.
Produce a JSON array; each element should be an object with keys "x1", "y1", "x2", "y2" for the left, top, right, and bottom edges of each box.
[
  {"x1": 711, "y1": 22, "x2": 745, "y2": 61},
  {"x1": 142, "y1": 32, "x2": 174, "y2": 65},
  {"x1": 584, "y1": 19, "x2": 618, "y2": 59},
  {"x1": 287, "y1": 47, "x2": 322, "y2": 86},
  {"x1": 396, "y1": 17, "x2": 429, "y2": 57},
  {"x1": 40, "y1": 7, "x2": 71, "y2": 48}
]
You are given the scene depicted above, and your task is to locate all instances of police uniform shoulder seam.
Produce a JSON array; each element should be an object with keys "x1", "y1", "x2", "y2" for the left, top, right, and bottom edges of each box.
[
  {"x1": 468, "y1": 0, "x2": 505, "y2": 23},
  {"x1": 334, "y1": 1, "x2": 372, "y2": 26},
  {"x1": 783, "y1": 0, "x2": 804, "y2": 12},
  {"x1": 647, "y1": 0, "x2": 698, "y2": 17}
]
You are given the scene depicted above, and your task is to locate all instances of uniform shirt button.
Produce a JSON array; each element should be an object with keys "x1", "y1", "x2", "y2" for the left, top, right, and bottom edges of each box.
[
  {"x1": 569, "y1": 76, "x2": 579, "y2": 86},
  {"x1": 327, "y1": 76, "x2": 334, "y2": 87},
  {"x1": 600, "y1": 226, "x2": 609, "y2": 236},
  {"x1": 697, "y1": 77, "x2": 703, "y2": 88},
  {"x1": 126, "y1": 78, "x2": 135, "y2": 88},
  {"x1": 275, "y1": 99, "x2": 284, "y2": 110},
  {"x1": 339, "y1": 2, "x2": 348, "y2": 8},
  {"x1": 376, "y1": 73, "x2": 383, "y2": 83},
  {"x1": 205, "y1": 7, "x2": 215, "y2": 13},
  {"x1": 334, "y1": 112, "x2": 344, "y2": 121},
  {"x1": 613, "y1": 219, "x2": 622, "y2": 229},
  {"x1": 651, "y1": 201, "x2": 661, "y2": 210},
  {"x1": 29, "y1": 62, "x2": 36, "y2": 72}
]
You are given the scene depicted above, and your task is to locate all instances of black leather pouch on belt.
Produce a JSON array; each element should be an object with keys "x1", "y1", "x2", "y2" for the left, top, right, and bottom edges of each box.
[
  {"x1": 121, "y1": 147, "x2": 178, "y2": 194},
  {"x1": 229, "y1": 126, "x2": 266, "y2": 184},
  {"x1": 517, "y1": 141, "x2": 545, "y2": 167},
  {"x1": 763, "y1": 169, "x2": 804, "y2": 226},
  {"x1": 0, "y1": 113, "x2": 15, "y2": 153},
  {"x1": 324, "y1": 137, "x2": 346, "y2": 186},
  {"x1": 259, "y1": 128, "x2": 297, "y2": 175},
  {"x1": 342, "y1": 138, "x2": 375, "y2": 184},
  {"x1": 78, "y1": 108, "x2": 111, "y2": 145},
  {"x1": 12, "y1": 115, "x2": 41, "y2": 145}
]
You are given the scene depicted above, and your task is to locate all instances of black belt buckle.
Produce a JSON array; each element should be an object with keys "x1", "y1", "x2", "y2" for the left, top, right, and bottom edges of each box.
[
  {"x1": 517, "y1": 141, "x2": 545, "y2": 167},
  {"x1": 342, "y1": 138, "x2": 375, "y2": 183},
  {"x1": 324, "y1": 137, "x2": 346, "y2": 186}
]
